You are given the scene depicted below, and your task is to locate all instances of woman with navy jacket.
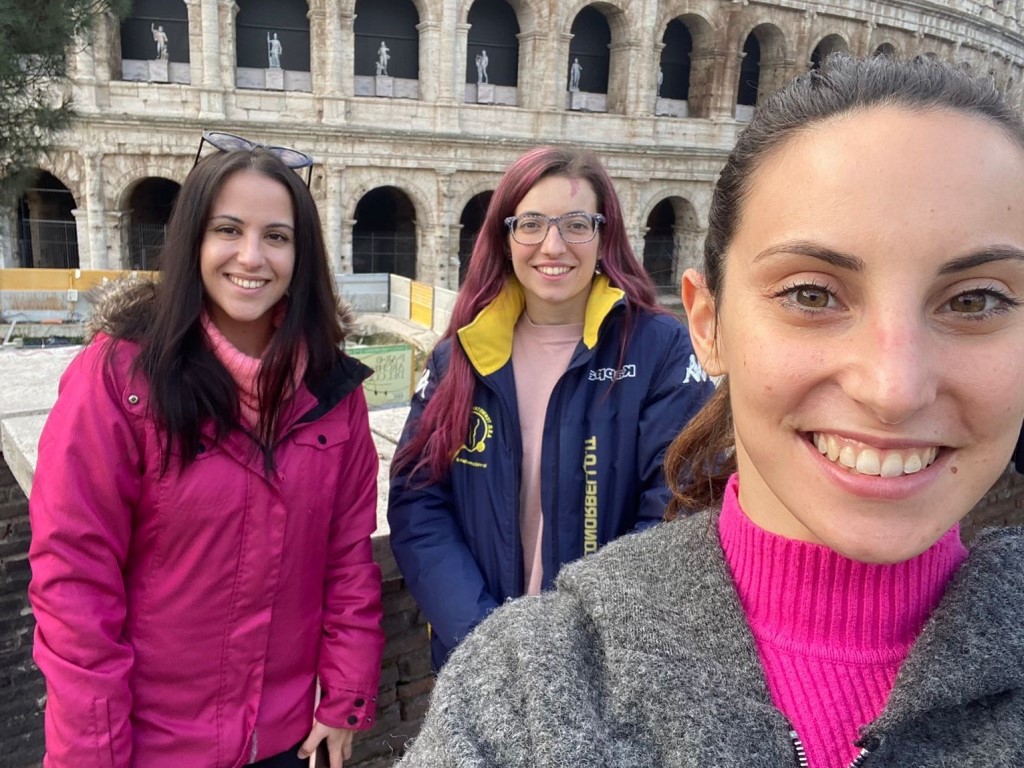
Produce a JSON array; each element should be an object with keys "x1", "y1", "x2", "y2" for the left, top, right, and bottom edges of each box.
[{"x1": 388, "y1": 146, "x2": 713, "y2": 669}]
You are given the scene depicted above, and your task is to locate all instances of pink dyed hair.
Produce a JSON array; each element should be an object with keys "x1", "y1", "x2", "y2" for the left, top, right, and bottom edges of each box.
[{"x1": 394, "y1": 146, "x2": 661, "y2": 482}]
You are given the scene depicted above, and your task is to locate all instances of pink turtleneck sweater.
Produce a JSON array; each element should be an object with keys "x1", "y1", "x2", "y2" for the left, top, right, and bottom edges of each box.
[{"x1": 717, "y1": 475, "x2": 967, "y2": 768}]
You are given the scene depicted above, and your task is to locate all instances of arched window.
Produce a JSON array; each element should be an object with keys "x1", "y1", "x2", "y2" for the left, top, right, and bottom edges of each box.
[
  {"x1": 119, "y1": 0, "x2": 189, "y2": 83},
  {"x1": 17, "y1": 172, "x2": 79, "y2": 269},
  {"x1": 352, "y1": 187, "x2": 418, "y2": 278}
]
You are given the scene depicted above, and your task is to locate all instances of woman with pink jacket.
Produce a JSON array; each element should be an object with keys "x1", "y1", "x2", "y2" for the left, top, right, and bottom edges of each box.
[{"x1": 27, "y1": 135, "x2": 384, "y2": 768}]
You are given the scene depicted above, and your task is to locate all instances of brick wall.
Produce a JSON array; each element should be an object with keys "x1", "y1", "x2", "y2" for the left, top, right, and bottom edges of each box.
[
  {"x1": 0, "y1": 451, "x2": 45, "y2": 768},
  {"x1": 0, "y1": 449, "x2": 431, "y2": 767}
]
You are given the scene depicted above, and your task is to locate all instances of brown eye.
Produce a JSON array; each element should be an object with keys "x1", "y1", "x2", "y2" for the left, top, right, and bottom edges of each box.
[
  {"x1": 795, "y1": 287, "x2": 830, "y2": 308},
  {"x1": 948, "y1": 292, "x2": 990, "y2": 313}
]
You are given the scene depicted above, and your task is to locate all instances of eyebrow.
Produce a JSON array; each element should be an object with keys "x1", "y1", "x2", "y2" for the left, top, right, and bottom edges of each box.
[
  {"x1": 937, "y1": 246, "x2": 1024, "y2": 275},
  {"x1": 209, "y1": 214, "x2": 294, "y2": 230},
  {"x1": 754, "y1": 240, "x2": 1024, "y2": 276},
  {"x1": 753, "y1": 241, "x2": 864, "y2": 271}
]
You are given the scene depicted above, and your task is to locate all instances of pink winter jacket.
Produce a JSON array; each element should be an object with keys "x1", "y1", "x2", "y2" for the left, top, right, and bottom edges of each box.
[{"x1": 28, "y1": 335, "x2": 385, "y2": 768}]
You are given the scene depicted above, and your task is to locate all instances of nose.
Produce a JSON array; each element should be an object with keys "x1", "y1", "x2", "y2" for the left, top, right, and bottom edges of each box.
[
  {"x1": 539, "y1": 221, "x2": 567, "y2": 254},
  {"x1": 840, "y1": 310, "x2": 939, "y2": 425},
  {"x1": 234, "y1": 232, "x2": 266, "y2": 268}
]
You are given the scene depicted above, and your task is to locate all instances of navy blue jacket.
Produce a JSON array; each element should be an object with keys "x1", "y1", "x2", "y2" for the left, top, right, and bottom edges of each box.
[{"x1": 388, "y1": 277, "x2": 715, "y2": 668}]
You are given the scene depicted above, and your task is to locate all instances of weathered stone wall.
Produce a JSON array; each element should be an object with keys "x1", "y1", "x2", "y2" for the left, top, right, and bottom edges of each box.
[{"x1": 3, "y1": 0, "x2": 1022, "y2": 278}]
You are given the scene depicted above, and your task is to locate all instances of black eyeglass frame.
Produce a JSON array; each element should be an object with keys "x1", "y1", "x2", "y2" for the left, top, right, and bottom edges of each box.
[
  {"x1": 193, "y1": 131, "x2": 315, "y2": 186},
  {"x1": 504, "y1": 212, "x2": 607, "y2": 245}
]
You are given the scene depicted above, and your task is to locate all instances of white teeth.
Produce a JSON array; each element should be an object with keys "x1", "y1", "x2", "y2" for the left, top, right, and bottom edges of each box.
[
  {"x1": 880, "y1": 453, "x2": 904, "y2": 478},
  {"x1": 537, "y1": 266, "x2": 571, "y2": 276},
  {"x1": 228, "y1": 276, "x2": 267, "y2": 289},
  {"x1": 855, "y1": 449, "x2": 880, "y2": 475},
  {"x1": 839, "y1": 446, "x2": 857, "y2": 468},
  {"x1": 812, "y1": 433, "x2": 939, "y2": 478}
]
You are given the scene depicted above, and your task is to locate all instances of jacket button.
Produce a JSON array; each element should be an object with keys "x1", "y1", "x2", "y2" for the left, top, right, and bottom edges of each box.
[
  {"x1": 317, "y1": 434, "x2": 327, "y2": 445},
  {"x1": 354, "y1": 697, "x2": 365, "y2": 707},
  {"x1": 346, "y1": 715, "x2": 358, "y2": 726},
  {"x1": 127, "y1": 394, "x2": 139, "y2": 405},
  {"x1": 198, "y1": 443, "x2": 206, "y2": 453}
]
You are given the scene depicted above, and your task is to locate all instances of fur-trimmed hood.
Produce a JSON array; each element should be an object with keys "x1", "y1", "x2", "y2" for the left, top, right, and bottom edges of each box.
[{"x1": 85, "y1": 276, "x2": 359, "y2": 342}]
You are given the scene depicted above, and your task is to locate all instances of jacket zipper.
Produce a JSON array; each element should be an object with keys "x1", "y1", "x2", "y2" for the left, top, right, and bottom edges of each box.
[{"x1": 790, "y1": 730, "x2": 872, "y2": 768}]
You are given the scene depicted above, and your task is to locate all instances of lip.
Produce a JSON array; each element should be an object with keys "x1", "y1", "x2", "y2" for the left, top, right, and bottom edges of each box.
[{"x1": 802, "y1": 433, "x2": 950, "y2": 501}]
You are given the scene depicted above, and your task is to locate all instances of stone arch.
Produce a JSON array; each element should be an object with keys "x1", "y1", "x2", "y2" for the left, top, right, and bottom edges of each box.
[
  {"x1": 873, "y1": 40, "x2": 900, "y2": 58},
  {"x1": 124, "y1": 177, "x2": 181, "y2": 269},
  {"x1": 119, "y1": 0, "x2": 190, "y2": 83},
  {"x1": 459, "y1": 0, "x2": 542, "y2": 28},
  {"x1": 353, "y1": 0, "x2": 420, "y2": 80},
  {"x1": 235, "y1": 0, "x2": 311, "y2": 73},
  {"x1": 16, "y1": 170, "x2": 80, "y2": 269},
  {"x1": 457, "y1": 191, "x2": 494, "y2": 285},
  {"x1": 465, "y1": 0, "x2": 520, "y2": 87},
  {"x1": 810, "y1": 32, "x2": 850, "y2": 69},
  {"x1": 639, "y1": 195, "x2": 701, "y2": 295},
  {"x1": 736, "y1": 22, "x2": 789, "y2": 115},
  {"x1": 351, "y1": 186, "x2": 419, "y2": 277}
]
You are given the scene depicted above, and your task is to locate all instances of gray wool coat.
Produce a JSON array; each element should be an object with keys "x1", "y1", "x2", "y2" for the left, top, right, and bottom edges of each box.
[{"x1": 399, "y1": 511, "x2": 1024, "y2": 767}]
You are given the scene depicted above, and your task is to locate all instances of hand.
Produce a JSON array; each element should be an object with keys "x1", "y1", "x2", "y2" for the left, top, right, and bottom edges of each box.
[{"x1": 297, "y1": 719, "x2": 355, "y2": 768}]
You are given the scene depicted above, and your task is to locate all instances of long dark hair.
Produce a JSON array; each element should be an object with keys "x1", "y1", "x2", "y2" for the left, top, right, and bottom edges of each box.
[
  {"x1": 393, "y1": 145, "x2": 661, "y2": 482},
  {"x1": 665, "y1": 54, "x2": 1024, "y2": 518},
  {"x1": 107, "y1": 148, "x2": 342, "y2": 472}
]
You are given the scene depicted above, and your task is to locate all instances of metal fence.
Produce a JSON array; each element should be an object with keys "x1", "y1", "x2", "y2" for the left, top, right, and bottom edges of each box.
[
  {"x1": 352, "y1": 231, "x2": 416, "y2": 278},
  {"x1": 129, "y1": 222, "x2": 168, "y2": 270},
  {"x1": 18, "y1": 218, "x2": 79, "y2": 269},
  {"x1": 643, "y1": 235, "x2": 678, "y2": 295}
]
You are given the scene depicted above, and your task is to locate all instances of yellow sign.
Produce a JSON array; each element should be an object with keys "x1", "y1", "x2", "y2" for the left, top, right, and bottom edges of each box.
[{"x1": 410, "y1": 281, "x2": 433, "y2": 328}]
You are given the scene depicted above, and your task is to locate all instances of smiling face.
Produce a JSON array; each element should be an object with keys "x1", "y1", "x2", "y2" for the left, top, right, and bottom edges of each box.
[
  {"x1": 509, "y1": 174, "x2": 600, "y2": 325},
  {"x1": 684, "y1": 106, "x2": 1024, "y2": 562},
  {"x1": 200, "y1": 169, "x2": 295, "y2": 357}
]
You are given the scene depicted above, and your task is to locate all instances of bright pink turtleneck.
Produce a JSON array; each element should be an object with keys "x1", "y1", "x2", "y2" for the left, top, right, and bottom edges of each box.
[{"x1": 717, "y1": 474, "x2": 967, "y2": 768}]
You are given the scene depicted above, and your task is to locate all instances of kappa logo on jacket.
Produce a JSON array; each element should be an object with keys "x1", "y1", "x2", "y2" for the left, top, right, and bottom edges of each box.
[
  {"x1": 589, "y1": 364, "x2": 636, "y2": 382},
  {"x1": 455, "y1": 406, "x2": 492, "y2": 469},
  {"x1": 415, "y1": 368, "x2": 431, "y2": 399},
  {"x1": 684, "y1": 354, "x2": 708, "y2": 384}
]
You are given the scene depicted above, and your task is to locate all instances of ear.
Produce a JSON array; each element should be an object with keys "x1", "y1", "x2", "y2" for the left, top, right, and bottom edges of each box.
[{"x1": 681, "y1": 268, "x2": 726, "y2": 376}]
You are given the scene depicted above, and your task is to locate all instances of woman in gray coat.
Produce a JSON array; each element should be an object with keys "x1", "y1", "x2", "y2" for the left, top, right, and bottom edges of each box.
[{"x1": 398, "y1": 54, "x2": 1024, "y2": 768}]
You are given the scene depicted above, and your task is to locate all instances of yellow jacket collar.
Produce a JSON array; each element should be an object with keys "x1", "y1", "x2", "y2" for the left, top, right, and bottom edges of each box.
[{"x1": 457, "y1": 275, "x2": 625, "y2": 376}]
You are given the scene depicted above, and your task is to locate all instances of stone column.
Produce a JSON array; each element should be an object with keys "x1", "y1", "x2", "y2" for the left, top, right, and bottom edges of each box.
[
  {"x1": 417, "y1": 21, "x2": 442, "y2": 103},
  {"x1": 338, "y1": 10, "x2": 356, "y2": 100},
  {"x1": 197, "y1": 0, "x2": 225, "y2": 118},
  {"x1": 0, "y1": 208, "x2": 17, "y2": 268},
  {"x1": 515, "y1": 31, "x2": 545, "y2": 110},
  {"x1": 324, "y1": 166, "x2": 346, "y2": 274},
  {"x1": 610, "y1": 41, "x2": 642, "y2": 115},
  {"x1": 340, "y1": 219, "x2": 357, "y2": 274},
  {"x1": 688, "y1": 49, "x2": 727, "y2": 118},
  {"x1": 184, "y1": 0, "x2": 202, "y2": 85},
  {"x1": 71, "y1": 209, "x2": 90, "y2": 270},
  {"x1": 455, "y1": 23, "x2": 471, "y2": 104},
  {"x1": 83, "y1": 154, "x2": 109, "y2": 270},
  {"x1": 554, "y1": 32, "x2": 574, "y2": 111},
  {"x1": 106, "y1": 211, "x2": 130, "y2": 269},
  {"x1": 321, "y1": 0, "x2": 345, "y2": 102},
  {"x1": 859, "y1": 20, "x2": 876, "y2": 57},
  {"x1": 446, "y1": 223, "x2": 462, "y2": 290},
  {"x1": 220, "y1": 1, "x2": 240, "y2": 94},
  {"x1": 308, "y1": 6, "x2": 328, "y2": 99},
  {"x1": 433, "y1": 0, "x2": 459, "y2": 106}
]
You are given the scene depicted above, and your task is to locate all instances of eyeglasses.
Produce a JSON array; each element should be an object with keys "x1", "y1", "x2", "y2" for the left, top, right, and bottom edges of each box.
[
  {"x1": 504, "y1": 212, "x2": 606, "y2": 245},
  {"x1": 193, "y1": 131, "x2": 315, "y2": 186}
]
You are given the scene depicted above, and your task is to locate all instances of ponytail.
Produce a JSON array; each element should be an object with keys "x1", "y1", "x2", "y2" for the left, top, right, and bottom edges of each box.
[{"x1": 664, "y1": 380, "x2": 735, "y2": 519}]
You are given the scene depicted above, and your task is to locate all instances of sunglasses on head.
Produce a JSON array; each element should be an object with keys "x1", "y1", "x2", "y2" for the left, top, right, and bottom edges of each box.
[{"x1": 193, "y1": 131, "x2": 315, "y2": 186}]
